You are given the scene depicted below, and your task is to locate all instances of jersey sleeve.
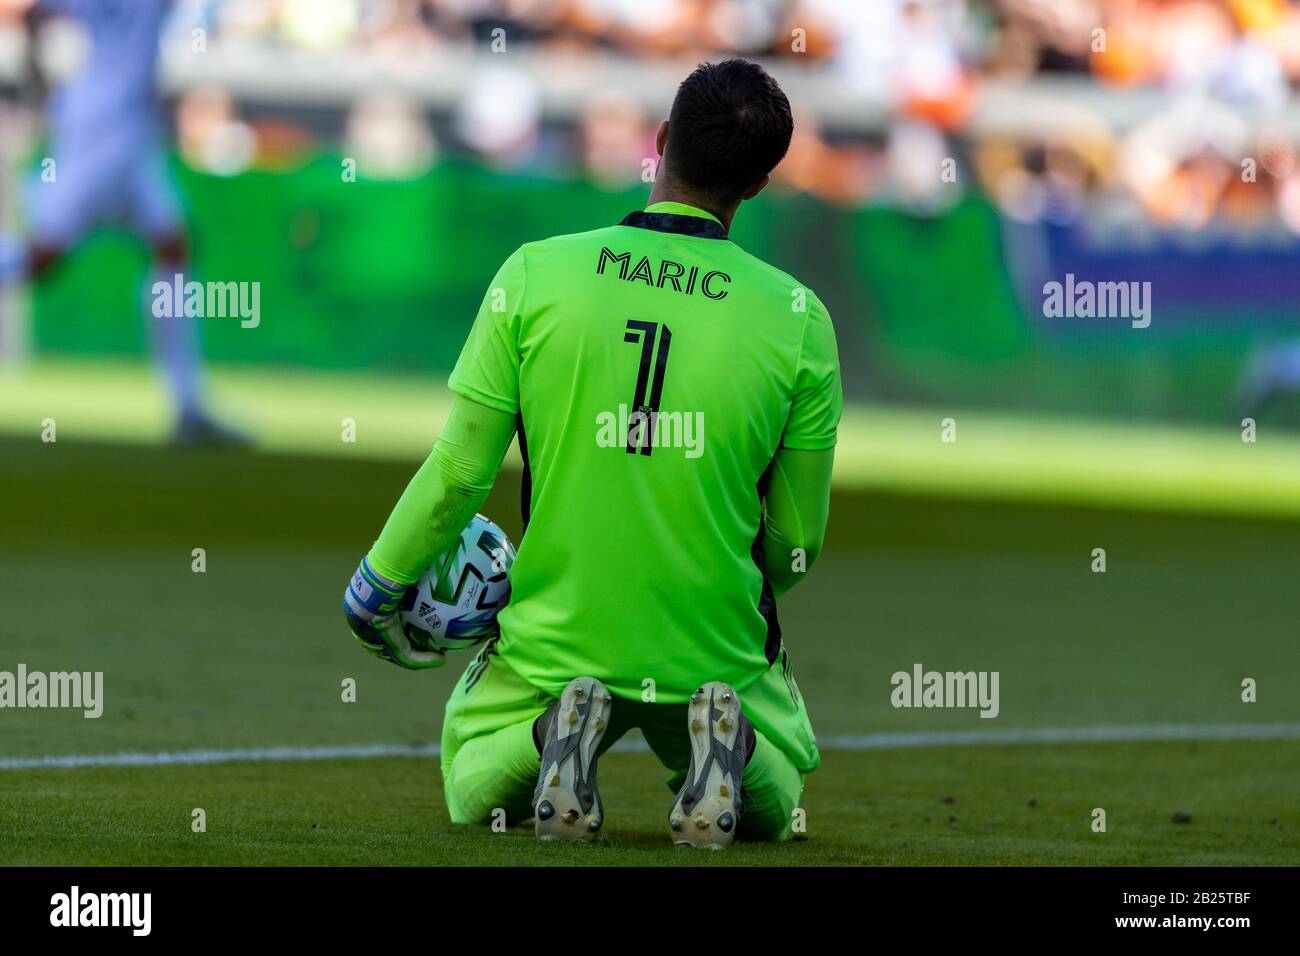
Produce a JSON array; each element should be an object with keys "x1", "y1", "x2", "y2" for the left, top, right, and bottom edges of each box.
[
  {"x1": 367, "y1": 395, "x2": 517, "y2": 584},
  {"x1": 762, "y1": 445, "x2": 835, "y2": 596},
  {"x1": 447, "y1": 247, "x2": 527, "y2": 415},
  {"x1": 782, "y1": 293, "x2": 842, "y2": 450}
]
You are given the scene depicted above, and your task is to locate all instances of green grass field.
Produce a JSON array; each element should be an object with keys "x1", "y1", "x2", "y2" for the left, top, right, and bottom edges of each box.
[
  {"x1": 4, "y1": 744, "x2": 1295, "y2": 866},
  {"x1": 2, "y1": 434, "x2": 1299, "y2": 866}
]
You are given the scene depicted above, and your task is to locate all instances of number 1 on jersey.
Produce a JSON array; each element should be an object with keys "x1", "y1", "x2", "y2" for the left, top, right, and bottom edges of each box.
[{"x1": 623, "y1": 320, "x2": 672, "y2": 456}]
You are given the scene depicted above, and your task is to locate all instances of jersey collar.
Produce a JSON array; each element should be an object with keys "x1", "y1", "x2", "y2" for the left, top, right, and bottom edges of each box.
[{"x1": 620, "y1": 201, "x2": 728, "y2": 239}]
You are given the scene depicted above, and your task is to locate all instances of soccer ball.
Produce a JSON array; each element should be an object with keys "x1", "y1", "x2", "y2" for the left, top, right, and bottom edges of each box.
[{"x1": 397, "y1": 513, "x2": 517, "y2": 652}]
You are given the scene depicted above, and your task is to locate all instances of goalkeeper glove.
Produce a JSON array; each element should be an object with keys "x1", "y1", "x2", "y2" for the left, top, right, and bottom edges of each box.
[{"x1": 343, "y1": 557, "x2": 445, "y2": 670}]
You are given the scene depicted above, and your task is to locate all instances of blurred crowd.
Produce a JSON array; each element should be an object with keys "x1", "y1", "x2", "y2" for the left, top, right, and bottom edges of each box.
[
  {"x1": 164, "y1": 0, "x2": 1300, "y2": 93},
  {"x1": 973, "y1": 0, "x2": 1300, "y2": 235},
  {"x1": 4, "y1": 0, "x2": 1300, "y2": 233}
]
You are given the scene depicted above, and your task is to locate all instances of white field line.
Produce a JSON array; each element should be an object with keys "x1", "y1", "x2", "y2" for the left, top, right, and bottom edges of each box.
[{"x1": 2, "y1": 723, "x2": 1298, "y2": 771}]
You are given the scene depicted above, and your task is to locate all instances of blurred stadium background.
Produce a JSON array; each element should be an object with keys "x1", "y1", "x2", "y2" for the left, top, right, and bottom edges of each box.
[
  {"x1": 4, "y1": 0, "x2": 1300, "y2": 509},
  {"x1": 1, "y1": 1, "x2": 1298, "y2": 864}
]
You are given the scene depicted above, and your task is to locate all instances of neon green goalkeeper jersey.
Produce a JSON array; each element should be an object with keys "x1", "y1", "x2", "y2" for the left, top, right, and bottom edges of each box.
[{"x1": 448, "y1": 201, "x2": 841, "y2": 704}]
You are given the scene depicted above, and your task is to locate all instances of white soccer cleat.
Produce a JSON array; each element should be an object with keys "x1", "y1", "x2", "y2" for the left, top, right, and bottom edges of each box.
[
  {"x1": 668, "y1": 681, "x2": 752, "y2": 849},
  {"x1": 533, "y1": 676, "x2": 613, "y2": 842}
]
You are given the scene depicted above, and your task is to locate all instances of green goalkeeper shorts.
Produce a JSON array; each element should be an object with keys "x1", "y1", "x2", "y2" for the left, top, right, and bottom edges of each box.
[{"x1": 440, "y1": 641, "x2": 820, "y2": 841}]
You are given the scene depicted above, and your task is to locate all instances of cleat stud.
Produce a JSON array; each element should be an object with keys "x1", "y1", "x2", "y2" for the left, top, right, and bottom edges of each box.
[
  {"x1": 562, "y1": 809, "x2": 579, "y2": 824},
  {"x1": 721, "y1": 691, "x2": 733, "y2": 701},
  {"x1": 594, "y1": 718, "x2": 604, "y2": 731},
  {"x1": 719, "y1": 718, "x2": 730, "y2": 732},
  {"x1": 588, "y1": 818, "x2": 602, "y2": 832},
  {"x1": 670, "y1": 817, "x2": 682, "y2": 831},
  {"x1": 574, "y1": 686, "x2": 585, "y2": 697},
  {"x1": 691, "y1": 718, "x2": 702, "y2": 732},
  {"x1": 568, "y1": 711, "x2": 578, "y2": 725},
  {"x1": 719, "y1": 784, "x2": 729, "y2": 798},
  {"x1": 537, "y1": 800, "x2": 555, "y2": 821},
  {"x1": 717, "y1": 812, "x2": 734, "y2": 833},
  {"x1": 694, "y1": 815, "x2": 710, "y2": 830},
  {"x1": 549, "y1": 774, "x2": 560, "y2": 788}
]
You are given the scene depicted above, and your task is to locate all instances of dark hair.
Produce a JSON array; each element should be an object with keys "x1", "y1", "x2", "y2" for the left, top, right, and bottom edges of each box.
[{"x1": 665, "y1": 59, "x2": 794, "y2": 203}]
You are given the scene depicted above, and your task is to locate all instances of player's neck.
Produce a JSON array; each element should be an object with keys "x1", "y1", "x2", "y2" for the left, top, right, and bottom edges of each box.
[{"x1": 645, "y1": 184, "x2": 738, "y2": 235}]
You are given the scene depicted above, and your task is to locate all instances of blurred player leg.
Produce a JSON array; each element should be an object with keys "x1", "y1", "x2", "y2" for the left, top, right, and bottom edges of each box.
[
  {"x1": 0, "y1": 104, "x2": 31, "y2": 365},
  {"x1": 133, "y1": 145, "x2": 243, "y2": 443},
  {"x1": 0, "y1": 229, "x2": 27, "y2": 286},
  {"x1": 14, "y1": 0, "x2": 242, "y2": 441},
  {"x1": 144, "y1": 231, "x2": 207, "y2": 438}
]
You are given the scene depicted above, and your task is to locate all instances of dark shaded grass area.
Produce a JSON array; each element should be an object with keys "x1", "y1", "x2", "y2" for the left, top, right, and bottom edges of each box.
[{"x1": 2, "y1": 744, "x2": 1295, "y2": 866}]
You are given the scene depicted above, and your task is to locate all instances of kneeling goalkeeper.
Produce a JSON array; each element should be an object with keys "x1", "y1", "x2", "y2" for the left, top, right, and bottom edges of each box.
[{"x1": 344, "y1": 59, "x2": 840, "y2": 848}]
